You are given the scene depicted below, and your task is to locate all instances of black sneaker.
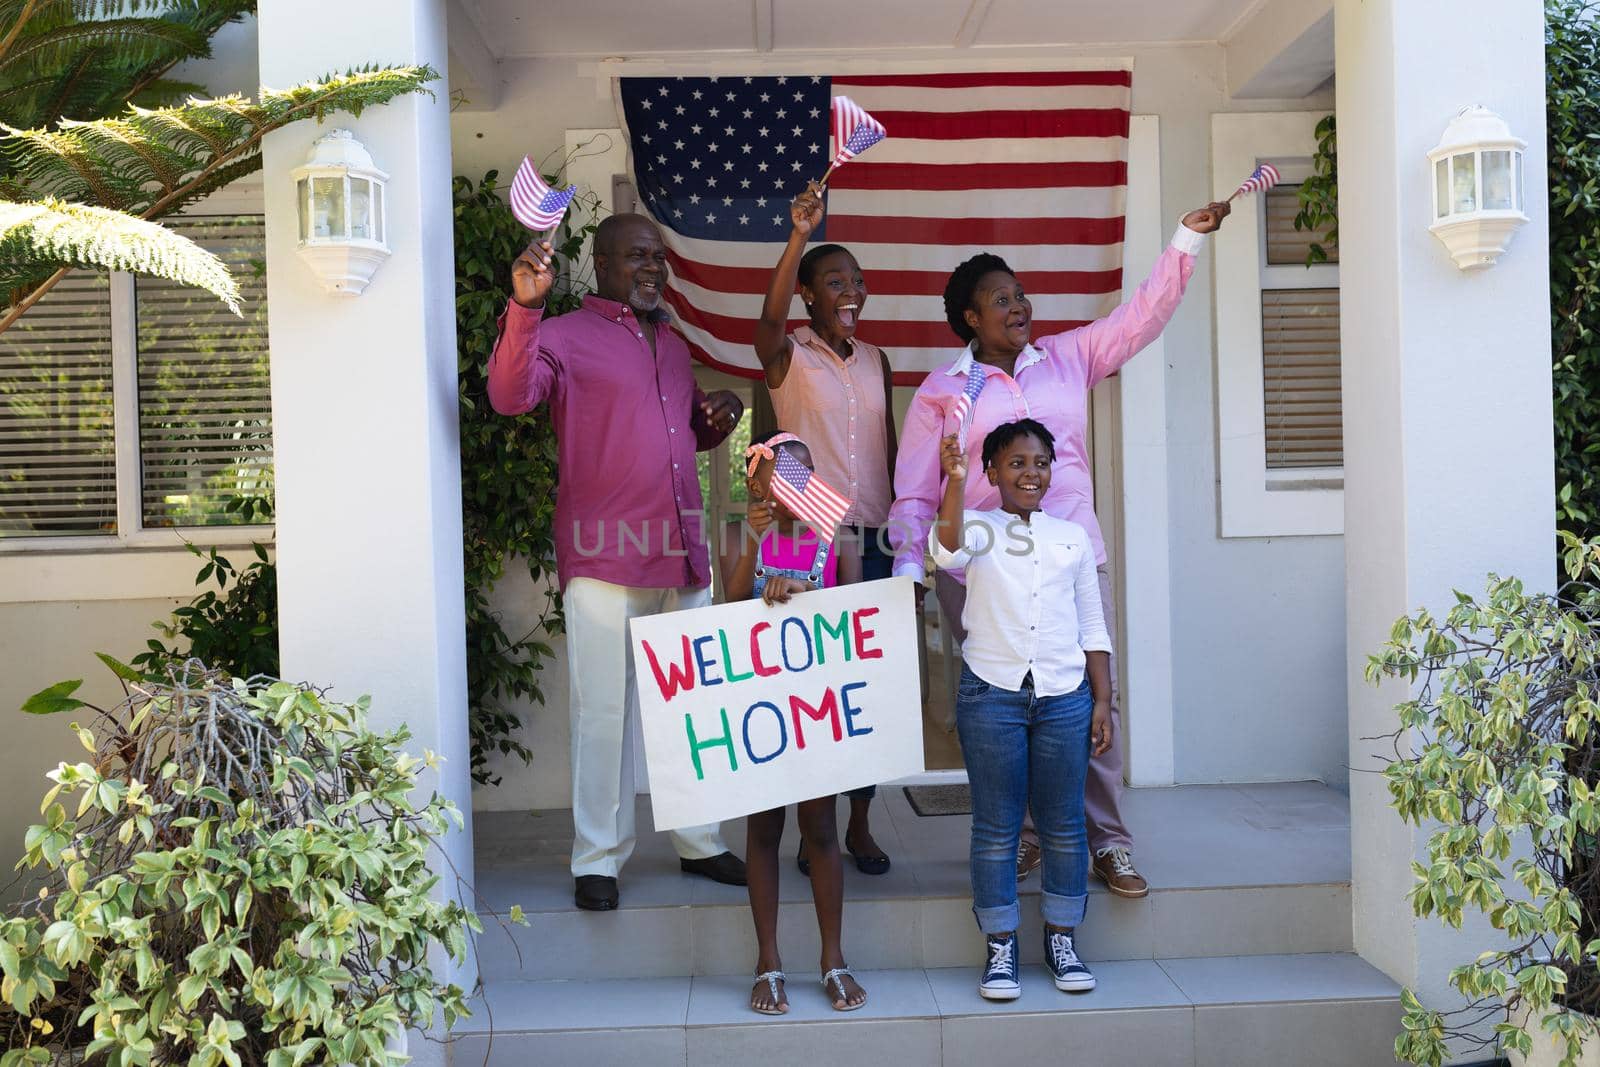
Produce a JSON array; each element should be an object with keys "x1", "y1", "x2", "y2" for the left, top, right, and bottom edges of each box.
[
  {"x1": 1044, "y1": 927, "x2": 1096, "y2": 992},
  {"x1": 978, "y1": 932, "x2": 1021, "y2": 1000}
]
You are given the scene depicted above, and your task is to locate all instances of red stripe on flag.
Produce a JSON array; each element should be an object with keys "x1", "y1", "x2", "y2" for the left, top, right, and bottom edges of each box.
[
  {"x1": 834, "y1": 71, "x2": 1132, "y2": 89},
  {"x1": 866, "y1": 109, "x2": 1129, "y2": 140},
  {"x1": 827, "y1": 160, "x2": 1127, "y2": 191},
  {"x1": 665, "y1": 252, "x2": 1123, "y2": 297},
  {"x1": 665, "y1": 291, "x2": 1088, "y2": 350},
  {"x1": 828, "y1": 214, "x2": 1125, "y2": 246}
]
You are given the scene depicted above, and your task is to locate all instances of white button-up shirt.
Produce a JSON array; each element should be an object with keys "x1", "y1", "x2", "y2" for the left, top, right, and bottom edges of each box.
[{"x1": 930, "y1": 509, "x2": 1112, "y2": 697}]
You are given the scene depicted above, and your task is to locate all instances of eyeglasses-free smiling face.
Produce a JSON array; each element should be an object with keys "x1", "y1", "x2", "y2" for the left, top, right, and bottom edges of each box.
[
  {"x1": 593, "y1": 214, "x2": 669, "y2": 314},
  {"x1": 986, "y1": 432, "x2": 1052, "y2": 516},
  {"x1": 800, "y1": 249, "x2": 867, "y2": 342},
  {"x1": 965, "y1": 270, "x2": 1032, "y2": 357}
]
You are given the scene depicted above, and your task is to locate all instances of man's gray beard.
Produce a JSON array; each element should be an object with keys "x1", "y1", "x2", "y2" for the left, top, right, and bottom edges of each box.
[{"x1": 631, "y1": 284, "x2": 662, "y2": 312}]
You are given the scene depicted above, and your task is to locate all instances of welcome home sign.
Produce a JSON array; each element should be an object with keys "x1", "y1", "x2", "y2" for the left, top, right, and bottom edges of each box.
[{"x1": 630, "y1": 577, "x2": 924, "y2": 831}]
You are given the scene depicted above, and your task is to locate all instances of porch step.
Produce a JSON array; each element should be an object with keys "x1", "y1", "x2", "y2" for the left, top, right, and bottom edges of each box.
[
  {"x1": 471, "y1": 782, "x2": 1354, "y2": 982},
  {"x1": 449, "y1": 953, "x2": 1402, "y2": 1066}
]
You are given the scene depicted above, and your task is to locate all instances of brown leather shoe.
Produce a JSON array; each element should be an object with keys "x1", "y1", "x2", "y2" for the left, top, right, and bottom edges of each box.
[
  {"x1": 680, "y1": 851, "x2": 748, "y2": 886},
  {"x1": 574, "y1": 875, "x2": 619, "y2": 911},
  {"x1": 1016, "y1": 836, "x2": 1042, "y2": 881},
  {"x1": 1092, "y1": 847, "x2": 1149, "y2": 898}
]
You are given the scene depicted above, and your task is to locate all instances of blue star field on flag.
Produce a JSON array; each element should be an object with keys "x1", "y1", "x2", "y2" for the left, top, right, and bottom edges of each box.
[{"x1": 619, "y1": 76, "x2": 833, "y2": 242}]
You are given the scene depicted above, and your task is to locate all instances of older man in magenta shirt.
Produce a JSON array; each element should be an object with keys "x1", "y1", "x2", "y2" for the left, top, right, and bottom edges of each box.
[{"x1": 487, "y1": 214, "x2": 748, "y2": 911}]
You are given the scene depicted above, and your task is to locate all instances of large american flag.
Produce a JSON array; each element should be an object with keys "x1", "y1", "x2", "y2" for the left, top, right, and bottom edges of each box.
[{"x1": 616, "y1": 68, "x2": 1132, "y2": 383}]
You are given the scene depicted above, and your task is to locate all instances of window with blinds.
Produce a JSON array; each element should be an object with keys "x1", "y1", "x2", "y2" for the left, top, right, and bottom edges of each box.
[
  {"x1": 1260, "y1": 183, "x2": 1342, "y2": 471},
  {"x1": 1261, "y1": 288, "x2": 1342, "y2": 469},
  {"x1": 135, "y1": 215, "x2": 273, "y2": 527},
  {"x1": 0, "y1": 273, "x2": 117, "y2": 537}
]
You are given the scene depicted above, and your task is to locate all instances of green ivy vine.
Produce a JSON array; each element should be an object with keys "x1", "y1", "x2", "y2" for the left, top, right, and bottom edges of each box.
[
  {"x1": 1294, "y1": 113, "x2": 1337, "y2": 265},
  {"x1": 139, "y1": 170, "x2": 600, "y2": 786},
  {"x1": 454, "y1": 170, "x2": 599, "y2": 784}
]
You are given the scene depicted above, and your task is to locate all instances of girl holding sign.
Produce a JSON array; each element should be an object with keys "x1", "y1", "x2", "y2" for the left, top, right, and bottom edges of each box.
[
  {"x1": 931, "y1": 419, "x2": 1113, "y2": 999},
  {"x1": 724, "y1": 432, "x2": 867, "y2": 1016},
  {"x1": 755, "y1": 180, "x2": 897, "y2": 880}
]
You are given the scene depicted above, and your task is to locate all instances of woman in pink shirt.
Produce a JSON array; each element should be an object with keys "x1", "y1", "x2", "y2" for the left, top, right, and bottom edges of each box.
[
  {"x1": 887, "y1": 201, "x2": 1231, "y2": 898},
  {"x1": 753, "y1": 180, "x2": 896, "y2": 878}
]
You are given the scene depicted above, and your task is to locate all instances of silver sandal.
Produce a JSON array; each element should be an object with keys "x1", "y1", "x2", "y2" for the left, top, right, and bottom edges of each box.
[
  {"x1": 752, "y1": 969, "x2": 787, "y2": 1015},
  {"x1": 821, "y1": 966, "x2": 866, "y2": 1012}
]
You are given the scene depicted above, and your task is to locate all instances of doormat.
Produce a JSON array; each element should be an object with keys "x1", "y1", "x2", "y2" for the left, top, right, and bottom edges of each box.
[{"x1": 903, "y1": 784, "x2": 971, "y2": 817}]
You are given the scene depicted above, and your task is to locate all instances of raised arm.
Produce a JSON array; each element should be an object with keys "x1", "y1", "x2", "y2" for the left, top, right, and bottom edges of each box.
[
  {"x1": 1060, "y1": 202, "x2": 1229, "y2": 388},
  {"x1": 487, "y1": 240, "x2": 559, "y2": 415},
  {"x1": 934, "y1": 434, "x2": 967, "y2": 553},
  {"x1": 753, "y1": 182, "x2": 825, "y2": 389}
]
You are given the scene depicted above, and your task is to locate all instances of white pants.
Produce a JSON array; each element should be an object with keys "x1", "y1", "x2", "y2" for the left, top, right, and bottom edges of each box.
[{"x1": 565, "y1": 577, "x2": 728, "y2": 878}]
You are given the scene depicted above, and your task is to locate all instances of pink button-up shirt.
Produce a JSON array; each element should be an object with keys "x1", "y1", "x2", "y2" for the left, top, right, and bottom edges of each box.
[
  {"x1": 487, "y1": 295, "x2": 730, "y2": 591},
  {"x1": 888, "y1": 224, "x2": 1205, "y2": 579},
  {"x1": 767, "y1": 326, "x2": 893, "y2": 526}
]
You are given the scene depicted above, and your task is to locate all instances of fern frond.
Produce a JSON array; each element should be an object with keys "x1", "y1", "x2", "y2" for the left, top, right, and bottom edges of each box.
[
  {"x1": 1, "y1": 64, "x2": 437, "y2": 220},
  {"x1": 0, "y1": 197, "x2": 238, "y2": 310},
  {"x1": 0, "y1": 18, "x2": 205, "y2": 79}
]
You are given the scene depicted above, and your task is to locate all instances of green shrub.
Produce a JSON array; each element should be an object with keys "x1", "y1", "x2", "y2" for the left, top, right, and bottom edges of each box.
[
  {"x1": 141, "y1": 170, "x2": 601, "y2": 785},
  {"x1": 0, "y1": 663, "x2": 484, "y2": 1065},
  {"x1": 1374, "y1": 533, "x2": 1600, "y2": 1066},
  {"x1": 1548, "y1": 0, "x2": 1600, "y2": 539}
]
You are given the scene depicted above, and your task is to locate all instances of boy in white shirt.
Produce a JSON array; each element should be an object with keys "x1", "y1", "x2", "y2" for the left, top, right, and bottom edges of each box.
[{"x1": 931, "y1": 418, "x2": 1113, "y2": 999}]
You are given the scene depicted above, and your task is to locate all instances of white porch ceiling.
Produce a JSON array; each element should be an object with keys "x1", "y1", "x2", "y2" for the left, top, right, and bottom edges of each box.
[{"x1": 458, "y1": 0, "x2": 1274, "y2": 58}]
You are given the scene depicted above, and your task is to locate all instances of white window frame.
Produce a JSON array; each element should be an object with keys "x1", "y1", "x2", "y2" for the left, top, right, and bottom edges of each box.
[
  {"x1": 1213, "y1": 112, "x2": 1343, "y2": 537},
  {"x1": 0, "y1": 180, "x2": 274, "y2": 554}
]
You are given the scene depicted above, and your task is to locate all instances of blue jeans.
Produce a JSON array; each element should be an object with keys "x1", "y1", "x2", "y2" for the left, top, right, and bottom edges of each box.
[{"x1": 955, "y1": 664, "x2": 1092, "y2": 934}]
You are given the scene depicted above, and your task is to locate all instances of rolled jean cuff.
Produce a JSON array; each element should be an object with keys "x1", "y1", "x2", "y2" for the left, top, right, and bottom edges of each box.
[
  {"x1": 973, "y1": 900, "x2": 1021, "y2": 935},
  {"x1": 845, "y1": 784, "x2": 877, "y2": 800},
  {"x1": 1041, "y1": 889, "x2": 1088, "y2": 929}
]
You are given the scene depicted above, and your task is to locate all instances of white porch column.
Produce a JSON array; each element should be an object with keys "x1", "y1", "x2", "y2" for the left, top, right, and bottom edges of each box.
[
  {"x1": 1337, "y1": 0, "x2": 1552, "y2": 1023},
  {"x1": 258, "y1": 0, "x2": 473, "y2": 1005}
]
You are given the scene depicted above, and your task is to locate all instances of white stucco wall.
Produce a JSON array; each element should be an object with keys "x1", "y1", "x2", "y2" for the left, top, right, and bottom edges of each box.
[{"x1": 451, "y1": 43, "x2": 1349, "y2": 811}]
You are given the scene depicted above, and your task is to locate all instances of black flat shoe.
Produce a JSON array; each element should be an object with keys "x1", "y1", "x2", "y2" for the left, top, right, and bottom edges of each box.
[
  {"x1": 845, "y1": 830, "x2": 891, "y2": 876},
  {"x1": 848, "y1": 847, "x2": 891, "y2": 876},
  {"x1": 574, "y1": 875, "x2": 618, "y2": 911},
  {"x1": 680, "y1": 851, "x2": 748, "y2": 886}
]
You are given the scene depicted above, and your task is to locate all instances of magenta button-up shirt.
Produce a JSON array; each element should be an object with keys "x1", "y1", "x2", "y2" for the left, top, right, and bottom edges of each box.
[
  {"x1": 487, "y1": 295, "x2": 730, "y2": 591},
  {"x1": 889, "y1": 224, "x2": 1205, "y2": 579}
]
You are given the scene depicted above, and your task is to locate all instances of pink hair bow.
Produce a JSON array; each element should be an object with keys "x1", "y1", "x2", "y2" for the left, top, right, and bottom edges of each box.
[{"x1": 744, "y1": 431, "x2": 804, "y2": 477}]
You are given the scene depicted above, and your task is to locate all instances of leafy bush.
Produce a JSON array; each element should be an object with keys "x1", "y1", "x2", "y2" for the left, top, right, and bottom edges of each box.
[
  {"x1": 0, "y1": 662, "x2": 480, "y2": 1065},
  {"x1": 1293, "y1": 114, "x2": 1337, "y2": 264},
  {"x1": 133, "y1": 544, "x2": 279, "y2": 681},
  {"x1": 1374, "y1": 534, "x2": 1600, "y2": 1066},
  {"x1": 140, "y1": 170, "x2": 601, "y2": 785},
  {"x1": 453, "y1": 170, "x2": 595, "y2": 785},
  {"x1": 1547, "y1": 0, "x2": 1600, "y2": 539}
]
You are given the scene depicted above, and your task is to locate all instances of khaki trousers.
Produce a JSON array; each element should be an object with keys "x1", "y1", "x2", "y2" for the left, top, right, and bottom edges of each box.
[{"x1": 564, "y1": 577, "x2": 728, "y2": 878}]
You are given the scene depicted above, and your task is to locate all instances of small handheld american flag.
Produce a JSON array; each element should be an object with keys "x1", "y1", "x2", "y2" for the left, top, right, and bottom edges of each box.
[
  {"x1": 817, "y1": 96, "x2": 886, "y2": 188},
  {"x1": 1228, "y1": 161, "x2": 1282, "y2": 202},
  {"x1": 771, "y1": 450, "x2": 852, "y2": 542},
  {"x1": 951, "y1": 363, "x2": 988, "y2": 450},
  {"x1": 510, "y1": 156, "x2": 578, "y2": 231}
]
